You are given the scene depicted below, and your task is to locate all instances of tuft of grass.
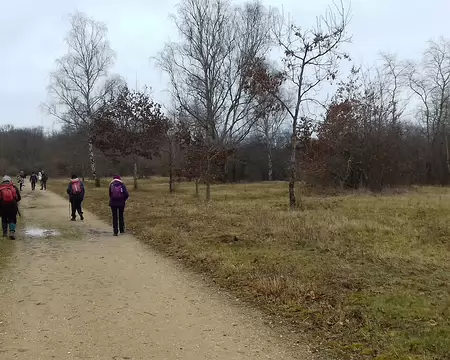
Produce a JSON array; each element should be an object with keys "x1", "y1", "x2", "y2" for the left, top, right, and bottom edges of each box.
[{"x1": 51, "y1": 179, "x2": 450, "y2": 359}]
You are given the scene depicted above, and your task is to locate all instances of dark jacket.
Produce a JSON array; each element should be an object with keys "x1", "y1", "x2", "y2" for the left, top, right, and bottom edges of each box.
[
  {"x1": 67, "y1": 178, "x2": 85, "y2": 200},
  {"x1": 41, "y1": 173, "x2": 48, "y2": 182},
  {"x1": 0, "y1": 183, "x2": 21, "y2": 216},
  {"x1": 109, "y1": 179, "x2": 129, "y2": 208},
  {"x1": 30, "y1": 174, "x2": 38, "y2": 183}
]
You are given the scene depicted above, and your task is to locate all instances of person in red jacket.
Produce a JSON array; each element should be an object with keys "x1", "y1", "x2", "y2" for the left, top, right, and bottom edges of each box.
[
  {"x1": 67, "y1": 174, "x2": 85, "y2": 221},
  {"x1": 109, "y1": 176, "x2": 129, "y2": 236},
  {"x1": 0, "y1": 176, "x2": 21, "y2": 240}
]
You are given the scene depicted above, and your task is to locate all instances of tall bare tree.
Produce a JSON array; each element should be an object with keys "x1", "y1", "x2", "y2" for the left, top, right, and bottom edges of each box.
[
  {"x1": 270, "y1": 1, "x2": 351, "y2": 209},
  {"x1": 157, "y1": 0, "x2": 271, "y2": 201},
  {"x1": 408, "y1": 38, "x2": 450, "y2": 182},
  {"x1": 45, "y1": 11, "x2": 119, "y2": 187}
]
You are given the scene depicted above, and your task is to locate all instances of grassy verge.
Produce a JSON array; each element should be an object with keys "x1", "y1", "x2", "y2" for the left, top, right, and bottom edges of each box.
[{"x1": 51, "y1": 178, "x2": 450, "y2": 359}]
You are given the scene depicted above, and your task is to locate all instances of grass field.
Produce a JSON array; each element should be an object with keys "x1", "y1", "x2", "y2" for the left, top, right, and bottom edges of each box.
[{"x1": 52, "y1": 178, "x2": 450, "y2": 359}]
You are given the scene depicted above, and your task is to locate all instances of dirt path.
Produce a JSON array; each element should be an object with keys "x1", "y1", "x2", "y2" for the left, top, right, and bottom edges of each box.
[{"x1": 0, "y1": 190, "x2": 312, "y2": 360}]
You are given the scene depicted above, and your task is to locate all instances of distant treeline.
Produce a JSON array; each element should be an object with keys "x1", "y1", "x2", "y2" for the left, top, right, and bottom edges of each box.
[
  {"x1": 0, "y1": 125, "x2": 291, "y2": 182},
  {"x1": 0, "y1": 119, "x2": 444, "y2": 191}
]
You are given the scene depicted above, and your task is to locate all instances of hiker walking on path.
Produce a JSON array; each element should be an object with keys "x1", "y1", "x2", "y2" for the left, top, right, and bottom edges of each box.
[
  {"x1": 109, "y1": 176, "x2": 129, "y2": 236},
  {"x1": 40, "y1": 170, "x2": 48, "y2": 190},
  {"x1": 30, "y1": 172, "x2": 38, "y2": 191},
  {"x1": 0, "y1": 175, "x2": 21, "y2": 240},
  {"x1": 67, "y1": 175, "x2": 85, "y2": 221},
  {"x1": 17, "y1": 171, "x2": 25, "y2": 191}
]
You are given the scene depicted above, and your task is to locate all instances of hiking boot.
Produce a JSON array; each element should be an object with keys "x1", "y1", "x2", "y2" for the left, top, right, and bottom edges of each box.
[
  {"x1": 71, "y1": 217, "x2": 76, "y2": 221},
  {"x1": 80, "y1": 214, "x2": 84, "y2": 221},
  {"x1": 9, "y1": 232, "x2": 15, "y2": 240},
  {"x1": 113, "y1": 233, "x2": 118, "y2": 236}
]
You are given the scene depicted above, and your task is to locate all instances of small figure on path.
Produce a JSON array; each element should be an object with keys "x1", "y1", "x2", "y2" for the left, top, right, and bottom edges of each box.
[
  {"x1": 67, "y1": 174, "x2": 85, "y2": 221},
  {"x1": 30, "y1": 172, "x2": 38, "y2": 191},
  {"x1": 0, "y1": 176, "x2": 21, "y2": 240},
  {"x1": 40, "y1": 170, "x2": 48, "y2": 190},
  {"x1": 17, "y1": 171, "x2": 25, "y2": 191},
  {"x1": 109, "y1": 176, "x2": 129, "y2": 236}
]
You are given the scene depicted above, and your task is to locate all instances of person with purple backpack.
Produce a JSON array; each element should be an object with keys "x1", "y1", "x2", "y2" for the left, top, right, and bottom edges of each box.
[{"x1": 109, "y1": 176, "x2": 129, "y2": 236}]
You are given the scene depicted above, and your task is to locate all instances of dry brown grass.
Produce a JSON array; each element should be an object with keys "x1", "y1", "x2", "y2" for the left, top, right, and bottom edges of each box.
[{"x1": 52, "y1": 178, "x2": 450, "y2": 359}]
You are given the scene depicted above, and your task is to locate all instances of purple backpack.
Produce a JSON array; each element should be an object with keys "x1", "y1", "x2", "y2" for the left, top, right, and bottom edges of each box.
[{"x1": 110, "y1": 184, "x2": 124, "y2": 200}]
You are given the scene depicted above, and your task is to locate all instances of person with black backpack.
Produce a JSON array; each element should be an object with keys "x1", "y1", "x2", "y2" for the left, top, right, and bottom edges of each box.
[
  {"x1": 40, "y1": 170, "x2": 48, "y2": 190},
  {"x1": 17, "y1": 171, "x2": 25, "y2": 191},
  {"x1": 30, "y1": 172, "x2": 38, "y2": 191},
  {"x1": 109, "y1": 176, "x2": 129, "y2": 236},
  {"x1": 67, "y1": 174, "x2": 85, "y2": 221},
  {"x1": 0, "y1": 176, "x2": 21, "y2": 240}
]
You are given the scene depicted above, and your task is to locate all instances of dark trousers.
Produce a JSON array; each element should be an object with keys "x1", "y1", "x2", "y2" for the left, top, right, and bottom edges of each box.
[
  {"x1": 31, "y1": 182, "x2": 36, "y2": 191},
  {"x1": 111, "y1": 206, "x2": 125, "y2": 234},
  {"x1": 1, "y1": 206, "x2": 17, "y2": 234},
  {"x1": 41, "y1": 181, "x2": 47, "y2": 190},
  {"x1": 70, "y1": 197, "x2": 83, "y2": 218}
]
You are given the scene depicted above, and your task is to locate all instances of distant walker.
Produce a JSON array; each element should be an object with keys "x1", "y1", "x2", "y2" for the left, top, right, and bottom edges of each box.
[
  {"x1": 109, "y1": 176, "x2": 129, "y2": 236},
  {"x1": 67, "y1": 174, "x2": 85, "y2": 221}
]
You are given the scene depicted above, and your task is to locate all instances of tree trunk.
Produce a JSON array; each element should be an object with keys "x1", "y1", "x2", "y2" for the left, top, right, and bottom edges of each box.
[
  {"x1": 289, "y1": 132, "x2": 297, "y2": 210},
  {"x1": 111, "y1": 158, "x2": 118, "y2": 175},
  {"x1": 195, "y1": 179, "x2": 199, "y2": 197},
  {"x1": 169, "y1": 168, "x2": 174, "y2": 193},
  {"x1": 206, "y1": 156, "x2": 211, "y2": 201},
  {"x1": 169, "y1": 139, "x2": 175, "y2": 193},
  {"x1": 169, "y1": 174, "x2": 174, "y2": 193},
  {"x1": 88, "y1": 140, "x2": 100, "y2": 187},
  {"x1": 133, "y1": 161, "x2": 138, "y2": 190},
  {"x1": 223, "y1": 158, "x2": 228, "y2": 183},
  {"x1": 267, "y1": 145, "x2": 273, "y2": 181}
]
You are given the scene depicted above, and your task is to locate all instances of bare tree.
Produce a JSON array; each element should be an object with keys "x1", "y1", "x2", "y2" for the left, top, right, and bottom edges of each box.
[
  {"x1": 165, "y1": 116, "x2": 177, "y2": 193},
  {"x1": 45, "y1": 11, "x2": 119, "y2": 187},
  {"x1": 408, "y1": 38, "x2": 450, "y2": 181},
  {"x1": 161, "y1": 108, "x2": 185, "y2": 193},
  {"x1": 157, "y1": 0, "x2": 271, "y2": 201},
  {"x1": 270, "y1": 0, "x2": 351, "y2": 209},
  {"x1": 243, "y1": 58, "x2": 287, "y2": 181},
  {"x1": 257, "y1": 111, "x2": 286, "y2": 181},
  {"x1": 376, "y1": 53, "x2": 409, "y2": 123}
]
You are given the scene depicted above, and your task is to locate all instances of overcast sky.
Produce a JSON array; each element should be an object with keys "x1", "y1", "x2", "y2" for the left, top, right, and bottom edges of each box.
[{"x1": 1, "y1": 0, "x2": 449, "y2": 130}]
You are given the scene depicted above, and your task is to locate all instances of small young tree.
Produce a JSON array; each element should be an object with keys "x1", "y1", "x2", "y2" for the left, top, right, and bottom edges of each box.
[
  {"x1": 162, "y1": 110, "x2": 189, "y2": 193},
  {"x1": 92, "y1": 86, "x2": 169, "y2": 189},
  {"x1": 166, "y1": 119, "x2": 178, "y2": 193},
  {"x1": 175, "y1": 114, "x2": 234, "y2": 196},
  {"x1": 269, "y1": 1, "x2": 351, "y2": 208}
]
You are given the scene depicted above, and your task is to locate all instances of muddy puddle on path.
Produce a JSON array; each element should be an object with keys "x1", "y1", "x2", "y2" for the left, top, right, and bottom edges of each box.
[{"x1": 24, "y1": 227, "x2": 60, "y2": 238}]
